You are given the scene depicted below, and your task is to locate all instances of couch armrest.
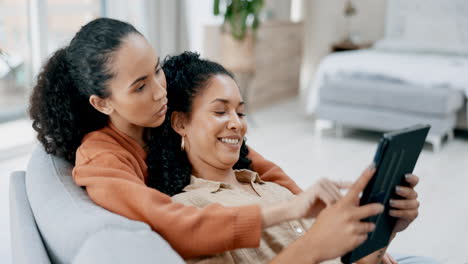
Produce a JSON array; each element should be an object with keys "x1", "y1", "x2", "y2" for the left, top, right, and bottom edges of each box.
[{"x1": 9, "y1": 171, "x2": 51, "y2": 264}]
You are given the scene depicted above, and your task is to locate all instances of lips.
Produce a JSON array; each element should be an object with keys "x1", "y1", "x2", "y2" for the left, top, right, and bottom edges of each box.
[{"x1": 155, "y1": 104, "x2": 167, "y2": 116}]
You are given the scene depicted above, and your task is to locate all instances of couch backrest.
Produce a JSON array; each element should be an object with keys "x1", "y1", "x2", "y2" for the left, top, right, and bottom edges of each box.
[
  {"x1": 25, "y1": 145, "x2": 182, "y2": 264},
  {"x1": 10, "y1": 171, "x2": 51, "y2": 264}
]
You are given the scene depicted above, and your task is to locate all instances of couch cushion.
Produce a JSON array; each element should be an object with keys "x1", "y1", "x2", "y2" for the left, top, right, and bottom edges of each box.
[
  {"x1": 319, "y1": 77, "x2": 464, "y2": 116},
  {"x1": 25, "y1": 145, "x2": 183, "y2": 263}
]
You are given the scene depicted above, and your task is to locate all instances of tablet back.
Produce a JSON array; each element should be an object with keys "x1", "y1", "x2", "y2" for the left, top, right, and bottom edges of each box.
[{"x1": 341, "y1": 124, "x2": 430, "y2": 264}]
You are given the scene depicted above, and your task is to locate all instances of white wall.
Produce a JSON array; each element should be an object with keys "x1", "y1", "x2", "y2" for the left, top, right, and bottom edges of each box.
[
  {"x1": 185, "y1": 0, "x2": 222, "y2": 54},
  {"x1": 186, "y1": 0, "x2": 293, "y2": 55},
  {"x1": 299, "y1": 0, "x2": 387, "y2": 109}
]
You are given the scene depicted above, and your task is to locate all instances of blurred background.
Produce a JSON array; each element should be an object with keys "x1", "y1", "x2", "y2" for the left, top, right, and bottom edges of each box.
[{"x1": 1, "y1": 0, "x2": 467, "y2": 263}]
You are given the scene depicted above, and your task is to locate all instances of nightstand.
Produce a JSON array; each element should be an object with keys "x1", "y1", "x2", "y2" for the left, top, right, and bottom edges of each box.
[{"x1": 331, "y1": 41, "x2": 373, "y2": 52}]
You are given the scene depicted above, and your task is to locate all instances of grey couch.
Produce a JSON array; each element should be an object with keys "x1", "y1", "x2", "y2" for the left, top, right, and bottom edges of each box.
[{"x1": 9, "y1": 145, "x2": 183, "y2": 263}]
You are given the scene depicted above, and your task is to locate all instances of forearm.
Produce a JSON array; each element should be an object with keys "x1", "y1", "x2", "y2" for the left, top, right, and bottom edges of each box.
[
  {"x1": 270, "y1": 234, "x2": 321, "y2": 264},
  {"x1": 261, "y1": 200, "x2": 298, "y2": 227},
  {"x1": 77, "y1": 175, "x2": 262, "y2": 258}
]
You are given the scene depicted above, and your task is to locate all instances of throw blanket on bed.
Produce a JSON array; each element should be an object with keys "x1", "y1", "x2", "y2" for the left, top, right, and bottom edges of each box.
[{"x1": 306, "y1": 49, "x2": 468, "y2": 114}]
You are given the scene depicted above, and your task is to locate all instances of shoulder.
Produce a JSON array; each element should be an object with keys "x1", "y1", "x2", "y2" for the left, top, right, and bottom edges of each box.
[
  {"x1": 76, "y1": 127, "x2": 133, "y2": 165},
  {"x1": 81, "y1": 126, "x2": 121, "y2": 147}
]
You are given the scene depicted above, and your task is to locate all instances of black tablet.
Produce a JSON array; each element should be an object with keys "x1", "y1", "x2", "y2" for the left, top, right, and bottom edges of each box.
[{"x1": 341, "y1": 124, "x2": 430, "y2": 264}]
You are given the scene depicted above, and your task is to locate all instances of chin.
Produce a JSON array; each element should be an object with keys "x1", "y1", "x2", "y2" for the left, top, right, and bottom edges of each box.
[
  {"x1": 219, "y1": 155, "x2": 240, "y2": 168},
  {"x1": 148, "y1": 117, "x2": 166, "y2": 128}
]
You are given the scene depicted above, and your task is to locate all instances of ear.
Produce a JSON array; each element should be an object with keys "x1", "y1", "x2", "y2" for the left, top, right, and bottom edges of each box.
[
  {"x1": 89, "y1": 95, "x2": 114, "y2": 115},
  {"x1": 171, "y1": 111, "x2": 187, "y2": 136}
]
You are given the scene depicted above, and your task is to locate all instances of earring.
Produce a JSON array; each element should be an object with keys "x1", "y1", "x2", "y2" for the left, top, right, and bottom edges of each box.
[{"x1": 181, "y1": 136, "x2": 185, "y2": 151}]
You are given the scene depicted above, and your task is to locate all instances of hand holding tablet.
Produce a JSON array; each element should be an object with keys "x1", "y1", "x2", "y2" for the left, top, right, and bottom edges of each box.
[
  {"x1": 341, "y1": 124, "x2": 430, "y2": 264},
  {"x1": 305, "y1": 164, "x2": 385, "y2": 263}
]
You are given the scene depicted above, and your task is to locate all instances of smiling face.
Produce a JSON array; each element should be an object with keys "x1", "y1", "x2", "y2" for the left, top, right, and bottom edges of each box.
[
  {"x1": 89, "y1": 33, "x2": 168, "y2": 139},
  {"x1": 175, "y1": 74, "x2": 247, "y2": 171}
]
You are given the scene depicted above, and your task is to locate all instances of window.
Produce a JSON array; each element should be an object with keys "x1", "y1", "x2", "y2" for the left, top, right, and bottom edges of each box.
[
  {"x1": 46, "y1": 0, "x2": 102, "y2": 54},
  {"x1": 0, "y1": 0, "x2": 30, "y2": 121},
  {"x1": 0, "y1": 0, "x2": 102, "y2": 123}
]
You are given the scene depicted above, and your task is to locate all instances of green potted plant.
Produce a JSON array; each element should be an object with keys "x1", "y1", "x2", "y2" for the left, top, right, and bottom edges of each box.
[
  {"x1": 213, "y1": 0, "x2": 264, "y2": 72},
  {"x1": 213, "y1": 0, "x2": 264, "y2": 41}
]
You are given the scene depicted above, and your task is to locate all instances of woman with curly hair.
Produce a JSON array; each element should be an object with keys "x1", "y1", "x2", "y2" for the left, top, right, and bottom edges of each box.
[
  {"x1": 153, "y1": 52, "x2": 427, "y2": 264},
  {"x1": 28, "y1": 17, "x2": 355, "y2": 260}
]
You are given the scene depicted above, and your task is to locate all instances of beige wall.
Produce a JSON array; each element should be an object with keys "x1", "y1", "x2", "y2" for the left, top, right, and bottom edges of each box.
[{"x1": 299, "y1": 0, "x2": 387, "y2": 106}]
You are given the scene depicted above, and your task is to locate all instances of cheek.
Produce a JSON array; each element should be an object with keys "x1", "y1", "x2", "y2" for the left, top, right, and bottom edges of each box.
[
  {"x1": 159, "y1": 71, "x2": 167, "y2": 88},
  {"x1": 112, "y1": 95, "x2": 136, "y2": 113},
  {"x1": 188, "y1": 117, "x2": 223, "y2": 145},
  {"x1": 241, "y1": 119, "x2": 247, "y2": 135},
  {"x1": 121, "y1": 99, "x2": 146, "y2": 117}
]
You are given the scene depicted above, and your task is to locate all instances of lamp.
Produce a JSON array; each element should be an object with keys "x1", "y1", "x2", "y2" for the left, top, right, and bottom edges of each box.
[{"x1": 343, "y1": 0, "x2": 357, "y2": 44}]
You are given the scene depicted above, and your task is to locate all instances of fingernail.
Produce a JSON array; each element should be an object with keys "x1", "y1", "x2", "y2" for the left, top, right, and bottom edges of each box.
[
  {"x1": 368, "y1": 163, "x2": 376, "y2": 171},
  {"x1": 378, "y1": 204, "x2": 385, "y2": 212},
  {"x1": 405, "y1": 174, "x2": 412, "y2": 179},
  {"x1": 396, "y1": 186, "x2": 402, "y2": 193},
  {"x1": 389, "y1": 199, "x2": 396, "y2": 206}
]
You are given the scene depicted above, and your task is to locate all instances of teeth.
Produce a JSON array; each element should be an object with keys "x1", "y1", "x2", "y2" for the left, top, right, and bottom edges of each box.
[{"x1": 220, "y1": 138, "x2": 239, "y2": 145}]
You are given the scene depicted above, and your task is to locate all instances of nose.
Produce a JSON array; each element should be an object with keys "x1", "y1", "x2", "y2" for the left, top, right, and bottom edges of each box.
[
  {"x1": 227, "y1": 112, "x2": 243, "y2": 132},
  {"x1": 152, "y1": 77, "x2": 167, "y2": 102}
]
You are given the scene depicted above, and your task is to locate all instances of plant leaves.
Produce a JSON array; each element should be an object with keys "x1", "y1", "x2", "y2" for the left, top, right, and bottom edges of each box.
[
  {"x1": 213, "y1": 0, "x2": 220, "y2": 15},
  {"x1": 213, "y1": 0, "x2": 264, "y2": 40}
]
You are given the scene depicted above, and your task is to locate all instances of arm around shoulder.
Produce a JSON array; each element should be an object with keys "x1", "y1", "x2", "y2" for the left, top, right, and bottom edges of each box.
[{"x1": 73, "y1": 150, "x2": 263, "y2": 259}]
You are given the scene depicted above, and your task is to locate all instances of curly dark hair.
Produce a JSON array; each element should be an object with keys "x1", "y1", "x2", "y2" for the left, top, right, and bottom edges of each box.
[
  {"x1": 29, "y1": 18, "x2": 141, "y2": 163},
  {"x1": 146, "y1": 51, "x2": 252, "y2": 196}
]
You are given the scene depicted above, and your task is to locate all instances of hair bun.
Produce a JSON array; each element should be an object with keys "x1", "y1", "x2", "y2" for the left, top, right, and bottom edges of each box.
[{"x1": 163, "y1": 51, "x2": 200, "y2": 78}]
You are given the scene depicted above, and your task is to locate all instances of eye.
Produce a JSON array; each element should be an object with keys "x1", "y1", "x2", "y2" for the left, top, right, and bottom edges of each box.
[
  {"x1": 214, "y1": 111, "x2": 225, "y2": 115},
  {"x1": 155, "y1": 67, "x2": 162, "y2": 75},
  {"x1": 237, "y1": 112, "x2": 246, "y2": 117},
  {"x1": 136, "y1": 85, "x2": 145, "y2": 92}
]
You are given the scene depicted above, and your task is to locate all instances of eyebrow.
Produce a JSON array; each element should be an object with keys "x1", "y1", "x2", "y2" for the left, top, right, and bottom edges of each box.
[
  {"x1": 128, "y1": 57, "x2": 160, "y2": 88},
  {"x1": 210, "y1": 98, "x2": 245, "y2": 106}
]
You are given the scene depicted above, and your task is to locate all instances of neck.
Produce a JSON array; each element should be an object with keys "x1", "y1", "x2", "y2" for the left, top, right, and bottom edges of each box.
[
  {"x1": 109, "y1": 117, "x2": 145, "y2": 147},
  {"x1": 190, "y1": 158, "x2": 238, "y2": 185}
]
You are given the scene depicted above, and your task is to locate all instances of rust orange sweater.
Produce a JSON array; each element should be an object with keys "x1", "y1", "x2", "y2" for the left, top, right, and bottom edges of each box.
[{"x1": 72, "y1": 123, "x2": 302, "y2": 259}]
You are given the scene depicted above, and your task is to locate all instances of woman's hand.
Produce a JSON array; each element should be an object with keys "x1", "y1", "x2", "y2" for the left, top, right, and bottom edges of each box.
[
  {"x1": 381, "y1": 253, "x2": 398, "y2": 264},
  {"x1": 389, "y1": 174, "x2": 420, "y2": 234},
  {"x1": 261, "y1": 178, "x2": 352, "y2": 228},
  {"x1": 303, "y1": 165, "x2": 385, "y2": 262},
  {"x1": 291, "y1": 178, "x2": 352, "y2": 219}
]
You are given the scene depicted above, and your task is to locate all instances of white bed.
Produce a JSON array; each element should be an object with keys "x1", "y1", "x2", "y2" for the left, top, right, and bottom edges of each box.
[
  {"x1": 306, "y1": 0, "x2": 468, "y2": 150},
  {"x1": 306, "y1": 49, "x2": 468, "y2": 115}
]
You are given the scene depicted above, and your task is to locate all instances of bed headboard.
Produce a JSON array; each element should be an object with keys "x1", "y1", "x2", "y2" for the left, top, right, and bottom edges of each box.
[{"x1": 375, "y1": 0, "x2": 468, "y2": 55}]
